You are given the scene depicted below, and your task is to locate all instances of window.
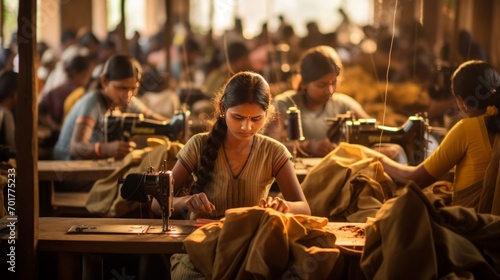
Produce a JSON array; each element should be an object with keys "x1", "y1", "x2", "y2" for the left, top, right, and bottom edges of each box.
[{"x1": 189, "y1": 0, "x2": 373, "y2": 39}]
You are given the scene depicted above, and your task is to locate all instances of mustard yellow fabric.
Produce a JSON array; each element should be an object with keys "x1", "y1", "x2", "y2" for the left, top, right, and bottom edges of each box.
[
  {"x1": 423, "y1": 115, "x2": 492, "y2": 192},
  {"x1": 360, "y1": 183, "x2": 500, "y2": 279},
  {"x1": 300, "y1": 143, "x2": 395, "y2": 222},
  {"x1": 62, "y1": 86, "x2": 85, "y2": 121},
  {"x1": 85, "y1": 138, "x2": 183, "y2": 217},
  {"x1": 177, "y1": 207, "x2": 344, "y2": 279}
]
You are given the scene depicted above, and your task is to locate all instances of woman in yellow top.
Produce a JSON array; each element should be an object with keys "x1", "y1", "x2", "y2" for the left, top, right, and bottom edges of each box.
[{"x1": 365, "y1": 60, "x2": 500, "y2": 209}]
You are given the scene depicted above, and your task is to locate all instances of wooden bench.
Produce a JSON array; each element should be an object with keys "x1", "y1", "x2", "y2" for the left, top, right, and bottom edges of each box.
[{"x1": 38, "y1": 160, "x2": 121, "y2": 216}]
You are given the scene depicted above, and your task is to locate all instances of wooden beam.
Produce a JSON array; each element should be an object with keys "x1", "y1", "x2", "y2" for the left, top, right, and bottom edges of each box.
[
  {"x1": 17, "y1": 0, "x2": 39, "y2": 279},
  {"x1": 165, "y1": 0, "x2": 174, "y2": 76},
  {"x1": 0, "y1": 0, "x2": 4, "y2": 48},
  {"x1": 118, "y1": 0, "x2": 127, "y2": 54}
]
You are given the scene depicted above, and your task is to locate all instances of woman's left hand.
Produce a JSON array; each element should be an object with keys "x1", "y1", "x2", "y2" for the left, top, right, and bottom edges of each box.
[{"x1": 259, "y1": 196, "x2": 289, "y2": 214}]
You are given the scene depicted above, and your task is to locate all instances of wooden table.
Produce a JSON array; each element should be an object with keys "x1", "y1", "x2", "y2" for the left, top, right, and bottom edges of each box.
[
  {"x1": 38, "y1": 160, "x2": 122, "y2": 182},
  {"x1": 38, "y1": 217, "x2": 194, "y2": 254},
  {"x1": 38, "y1": 217, "x2": 196, "y2": 279},
  {"x1": 38, "y1": 160, "x2": 123, "y2": 216},
  {"x1": 36, "y1": 157, "x2": 323, "y2": 216},
  {"x1": 37, "y1": 158, "x2": 321, "y2": 183},
  {"x1": 293, "y1": 157, "x2": 323, "y2": 182}
]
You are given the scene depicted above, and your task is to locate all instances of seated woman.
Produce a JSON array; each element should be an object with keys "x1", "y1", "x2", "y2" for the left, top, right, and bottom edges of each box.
[
  {"x1": 364, "y1": 60, "x2": 500, "y2": 213},
  {"x1": 53, "y1": 54, "x2": 165, "y2": 161},
  {"x1": 152, "y1": 71, "x2": 311, "y2": 220},
  {"x1": 264, "y1": 45, "x2": 370, "y2": 157}
]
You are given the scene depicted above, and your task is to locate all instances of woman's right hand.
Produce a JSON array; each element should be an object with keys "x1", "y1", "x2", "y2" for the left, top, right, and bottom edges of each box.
[
  {"x1": 186, "y1": 193, "x2": 216, "y2": 215},
  {"x1": 101, "y1": 141, "x2": 136, "y2": 159}
]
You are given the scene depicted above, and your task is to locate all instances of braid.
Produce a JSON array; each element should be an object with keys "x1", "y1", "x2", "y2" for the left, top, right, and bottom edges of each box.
[{"x1": 191, "y1": 118, "x2": 227, "y2": 193}]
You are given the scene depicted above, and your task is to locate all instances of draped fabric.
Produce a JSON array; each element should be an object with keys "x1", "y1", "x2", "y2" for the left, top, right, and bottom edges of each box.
[
  {"x1": 477, "y1": 133, "x2": 500, "y2": 215},
  {"x1": 300, "y1": 143, "x2": 396, "y2": 222},
  {"x1": 173, "y1": 207, "x2": 345, "y2": 280},
  {"x1": 360, "y1": 183, "x2": 500, "y2": 280},
  {"x1": 85, "y1": 138, "x2": 183, "y2": 217}
]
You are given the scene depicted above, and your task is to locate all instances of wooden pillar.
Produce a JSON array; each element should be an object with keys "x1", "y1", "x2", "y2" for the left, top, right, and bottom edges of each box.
[
  {"x1": 117, "y1": 0, "x2": 127, "y2": 54},
  {"x1": 471, "y1": 0, "x2": 493, "y2": 62},
  {"x1": 17, "y1": 0, "x2": 39, "y2": 279},
  {"x1": 0, "y1": 0, "x2": 4, "y2": 47},
  {"x1": 490, "y1": 0, "x2": 500, "y2": 68},
  {"x1": 37, "y1": 0, "x2": 61, "y2": 51},
  {"x1": 92, "y1": 0, "x2": 107, "y2": 40},
  {"x1": 60, "y1": 0, "x2": 92, "y2": 35},
  {"x1": 165, "y1": 0, "x2": 174, "y2": 76},
  {"x1": 421, "y1": 0, "x2": 441, "y2": 56}
]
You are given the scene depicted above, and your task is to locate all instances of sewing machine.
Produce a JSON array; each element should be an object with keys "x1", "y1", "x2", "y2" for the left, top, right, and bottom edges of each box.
[
  {"x1": 104, "y1": 111, "x2": 189, "y2": 143},
  {"x1": 327, "y1": 113, "x2": 430, "y2": 166},
  {"x1": 119, "y1": 163, "x2": 173, "y2": 232}
]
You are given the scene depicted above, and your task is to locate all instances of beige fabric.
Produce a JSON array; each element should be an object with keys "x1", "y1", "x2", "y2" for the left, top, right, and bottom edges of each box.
[
  {"x1": 301, "y1": 143, "x2": 395, "y2": 222},
  {"x1": 177, "y1": 207, "x2": 344, "y2": 279},
  {"x1": 360, "y1": 183, "x2": 500, "y2": 280},
  {"x1": 85, "y1": 138, "x2": 183, "y2": 217},
  {"x1": 478, "y1": 133, "x2": 500, "y2": 215}
]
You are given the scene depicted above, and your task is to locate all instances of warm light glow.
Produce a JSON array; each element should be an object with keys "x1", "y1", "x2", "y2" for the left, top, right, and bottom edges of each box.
[{"x1": 190, "y1": 0, "x2": 373, "y2": 38}]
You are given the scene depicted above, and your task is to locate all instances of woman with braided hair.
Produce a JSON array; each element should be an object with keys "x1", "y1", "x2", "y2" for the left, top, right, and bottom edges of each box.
[
  {"x1": 364, "y1": 60, "x2": 500, "y2": 213},
  {"x1": 153, "y1": 71, "x2": 310, "y2": 219}
]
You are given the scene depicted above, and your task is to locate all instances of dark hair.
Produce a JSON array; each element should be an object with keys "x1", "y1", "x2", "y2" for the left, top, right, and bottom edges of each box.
[
  {"x1": 178, "y1": 37, "x2": 200, "y2": 54},
  {"x1": 64, "y1": 55, "x2": 92, "y2": 78},
  {"x1": 100, "y1": 54, "x2": 142, "y2": 82},
  {"x1": 299, "y1": 45, "x2": 341, "y2": 84},
  {"x1": 78, "y1": 32, "x2": 100, "y2": 48},
  {"x1": 452, "y1": 60, "x2": 500, "y2": 132},
  {"x1": 191, "y1": 71, "x2": 273, "y2": 193},
  {"x1": 0, "y1": 71, "x2": 18, "y2": 102},
  {"x1": 226, "y1": 42, "x2": 249, "y2": 63},
  {"x1": 61, "y1": 29, "x2": 76, "y2": 44}
]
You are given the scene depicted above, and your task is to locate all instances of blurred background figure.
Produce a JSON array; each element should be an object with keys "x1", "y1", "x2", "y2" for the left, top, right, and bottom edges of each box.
[{"x1": 0, "y1": 71, "x2": 18, "y2": 152}]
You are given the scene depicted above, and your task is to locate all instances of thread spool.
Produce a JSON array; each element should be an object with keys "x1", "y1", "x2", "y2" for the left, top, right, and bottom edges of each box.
[{"x1": 287, "y1": 107, "x2": 305, "y2": 141}]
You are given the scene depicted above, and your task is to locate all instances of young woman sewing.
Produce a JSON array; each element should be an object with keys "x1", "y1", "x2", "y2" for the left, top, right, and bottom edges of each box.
[
  {"x1": 364, "y1": 60, "x2": 500, "y2": 212},
  {"x1": 264, "y1": 45, "x2": 370, "y2": 157},
  {"x1": 53, "y1": 54, "x2": 165, "y2": 161},
  {"x1": 152, "y1": 71, "x2": 311, "y2": 220}
]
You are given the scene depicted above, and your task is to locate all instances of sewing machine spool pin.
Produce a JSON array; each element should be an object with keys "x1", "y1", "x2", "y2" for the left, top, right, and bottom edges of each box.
[{"x1": 286, "y1": 107, "x2": 306, "y2": 168}]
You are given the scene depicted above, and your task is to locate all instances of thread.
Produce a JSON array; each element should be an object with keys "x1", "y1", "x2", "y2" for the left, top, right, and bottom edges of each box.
[{"x1": 287, "y1": 107, "x2": 305, "y2": 141}]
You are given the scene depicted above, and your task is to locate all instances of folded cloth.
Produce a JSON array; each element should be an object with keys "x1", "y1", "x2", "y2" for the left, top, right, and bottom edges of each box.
[
  {"x1": 360, "y1": 183, "x2": 500, "y2": 280},
  {"x1": 176, "y1": 207, "x2": 345, "y2": 279},
  {"x1": 85, "y1": 137, "x2": 183, "y2": 217},
  {"x1": 301, "y1": 143, "x2": 396, "y2": 222}
]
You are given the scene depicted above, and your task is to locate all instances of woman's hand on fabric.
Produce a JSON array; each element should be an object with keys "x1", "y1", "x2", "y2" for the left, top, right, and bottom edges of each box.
[
  {"x1": 102, "y1": 141, "x2": 136, "y2": 159},
  {"x1": 259, "y1": 196, "x2": 289, "y2": 214},
  {"x1": 186, "y1": 193, "x2": 215, "y2": 214},
  {"x1": 307, "y1": 139, "x2": 337, "y2": 157}
]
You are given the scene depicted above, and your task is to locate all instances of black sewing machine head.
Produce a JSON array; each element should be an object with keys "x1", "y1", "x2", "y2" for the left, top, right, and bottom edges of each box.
[
  {"x1": 327, "y1": 113, "x2": 429, "y2": 166},
  {"x1": 104, "y1": 111, "x2": 189, "y2": 143},
  {"x1": 119, "y1": 165, "x2": 173, "y2": 232}
]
